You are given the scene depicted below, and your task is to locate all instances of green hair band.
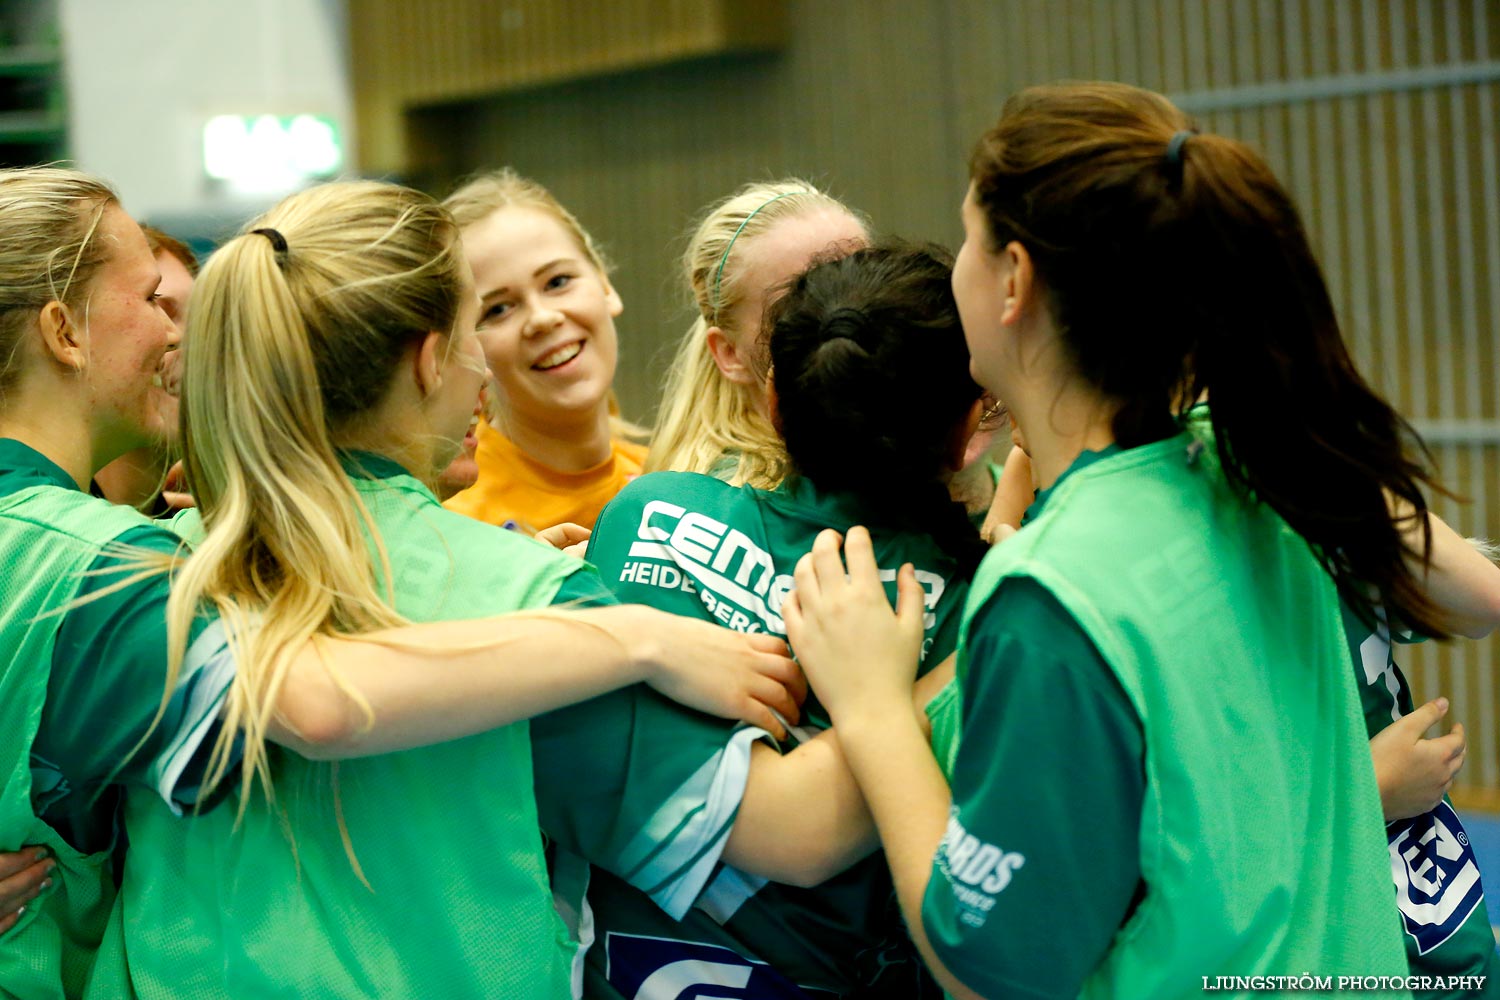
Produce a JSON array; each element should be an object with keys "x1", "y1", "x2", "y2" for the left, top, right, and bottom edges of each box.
[{"x1": 710, "y1": 190, "x2": 807, "y2": 322}]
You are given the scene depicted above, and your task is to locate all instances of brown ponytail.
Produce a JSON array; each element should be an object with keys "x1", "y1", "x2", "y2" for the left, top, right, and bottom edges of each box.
[
  {"x1": 968, "y1": 82, "x2": 1448, "y2": 636},
  {"x1": 767, "y1": 242, "x2": 987, "y2": 579}
]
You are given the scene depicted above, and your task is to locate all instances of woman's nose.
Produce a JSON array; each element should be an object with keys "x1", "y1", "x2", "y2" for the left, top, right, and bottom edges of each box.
[{"x1": 522, "y1": 301, "x2": 564, "y2": 338}]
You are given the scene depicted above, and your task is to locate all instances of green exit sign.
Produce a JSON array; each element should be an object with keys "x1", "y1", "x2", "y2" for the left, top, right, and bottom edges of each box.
[{"x1": 203, "y1": 114, "x2": 343, "y2": 192}]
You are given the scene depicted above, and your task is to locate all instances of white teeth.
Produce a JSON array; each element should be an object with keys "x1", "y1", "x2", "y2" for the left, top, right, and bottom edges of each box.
[{"x1": 534, "y1": 342, "x2": 582, "y2": 370}]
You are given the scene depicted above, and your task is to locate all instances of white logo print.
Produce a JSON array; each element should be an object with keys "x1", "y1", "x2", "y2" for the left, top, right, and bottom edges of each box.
[
  {"x1": 621, "y1": 500, "x2": 944, "y2": 637},
  {"x1": 937, "y1": 813, "x2": 1026, "y2": 929},
  {"x1": 1389, "y1": 802, "x2": 1486, "y2": 955}
]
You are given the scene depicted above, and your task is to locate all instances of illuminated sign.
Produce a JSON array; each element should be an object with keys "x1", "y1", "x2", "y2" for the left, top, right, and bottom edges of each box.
[{"x1": 203, "y1": 114, "x2": 343, "y2": 193}]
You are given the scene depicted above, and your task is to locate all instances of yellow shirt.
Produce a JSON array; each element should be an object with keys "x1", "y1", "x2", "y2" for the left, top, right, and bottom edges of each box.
[{"x1": 444, "y1": 419, "x2": 648, "y2": 531}]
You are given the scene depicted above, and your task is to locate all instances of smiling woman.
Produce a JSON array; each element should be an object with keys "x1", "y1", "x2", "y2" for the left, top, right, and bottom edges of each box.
[{"x1": 440, "y1": 169, "x2": 648, "y2": 531}]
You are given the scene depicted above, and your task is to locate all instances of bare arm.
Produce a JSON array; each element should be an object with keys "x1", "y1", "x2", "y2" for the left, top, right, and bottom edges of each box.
[
  {"x1": 835, "y1": 712, "x2": 983, "y2": 1000},
  {"x1": 271, "y1": 605, "x2": 803, "y2": 759},
  {"x1": 722, "y1": 656, "x2": 956, "y2": 887},
  {"x1": 723, "y1": 732, "x2": 877, "y2": 887},
  {"x1": 1399, "y1": 504, "x2": 1500, "y2": 639},
  {"x1": 981, "y1": 445, "x2": 1033, "y2": 544},
  {"x1": 1392, "y1": 500, "x2": 1500, "y2": 641}
]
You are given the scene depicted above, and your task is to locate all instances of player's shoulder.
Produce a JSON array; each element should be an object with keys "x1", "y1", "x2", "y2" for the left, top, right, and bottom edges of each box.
[
  {"x1": 612, "y1": 470, "x2": 737, "y2": 508},
  {"x1": 599, "y1": 471, "x2": 747, "y2": 533}
]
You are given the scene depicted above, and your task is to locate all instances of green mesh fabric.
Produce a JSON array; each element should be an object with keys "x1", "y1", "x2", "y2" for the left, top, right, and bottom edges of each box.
[
  {"x1": 952, "y1": 428, "x2": 1410, "y2": 998},
  {"x1": 0, "y1": 485, "x2": 158, "y2": 1000},
  {"x1": 93, "y1": 472, "x2": 586, "y2": 999},
  {"x1": 924, "y1": 679, "x2": 962, "y2": 780}
]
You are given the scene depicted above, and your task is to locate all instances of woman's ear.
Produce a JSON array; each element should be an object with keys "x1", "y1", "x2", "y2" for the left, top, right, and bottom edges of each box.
[
  {"x1": 38, "y1": 300, "x2": 86, "y2": 372},
  {"x1": 1001, "y1": 240, "x2": 1037, "y2": 326},
  {"x1": 705, "y1": 326, "x2": 757, "y2": 385},
  {"x1": 413, "y1": 330, "x2": 447, "y2": 397},
  {"x1": 601, "y1": 276, "x2": 624, "y2": 318}
]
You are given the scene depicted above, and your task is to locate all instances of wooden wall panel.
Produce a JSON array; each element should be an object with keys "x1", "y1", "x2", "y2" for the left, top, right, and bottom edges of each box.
[
  {"x1": 425, "y1": 0, "x2": 1500, "y2": 804},
  {"x1": 351, "y1": 0, "x2": 783, "y2": 102},
  {"x1": 348, "y1": 0, "x2": 786, "y2": 173}
]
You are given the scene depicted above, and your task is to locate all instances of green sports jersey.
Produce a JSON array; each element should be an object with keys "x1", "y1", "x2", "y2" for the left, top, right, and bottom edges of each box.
[
  {"x1": 925, "y1": 427, "x2": 1411, "y2": 999},
  {"x1": 582, "y1": 471, "x2": 969, "y2": 999},
  {"x1": 587, "y1": 472, "x2": 966, "y2": 729},
  {"x1": 96, "y1": 456, "x2": 587, "y2": 999},
  {"x1": 0, "y1": 441, "x2": 236, "y2": 1000},
  {"x1": 1343, "y1": 602, "x2": 1500, "y2": 997},
  {"x1": 920, "y1": 448, "x2": 1148, "y2": 997},
  {"x1": 923, "y1": 577, "x2": 1145, "y2": 998},
  {"x1": 528, "y1": 576, "x2": 768, "y2": 994}
]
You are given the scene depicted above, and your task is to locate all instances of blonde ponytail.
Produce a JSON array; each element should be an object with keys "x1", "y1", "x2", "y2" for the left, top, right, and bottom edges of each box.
[{"x1": 167, "y1": 181, "x2": 466, "y2": 810}]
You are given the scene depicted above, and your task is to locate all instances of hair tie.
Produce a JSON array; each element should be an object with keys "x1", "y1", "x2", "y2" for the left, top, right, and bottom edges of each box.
[
  {"x1": 251, "y1": 227, "x2": 289, "y2": 257},
  {"x1": 823, "y1": 306, "x2": 867, "y2": 342},
  {"x1": 710, "y1": 191, "x2": 807, "y2": 323},
  {"x1": 1164, "y1": 130, "x2": 1196, "y2": 169}
]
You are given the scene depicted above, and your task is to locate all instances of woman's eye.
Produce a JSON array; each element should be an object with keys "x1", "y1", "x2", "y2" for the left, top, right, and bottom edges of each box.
[
  {"x1": 480, "y1": 302, "x2": 512, "y2": 324},
  {"x1": 545, "y1": 274, "x2": 572, "y2": 291}
]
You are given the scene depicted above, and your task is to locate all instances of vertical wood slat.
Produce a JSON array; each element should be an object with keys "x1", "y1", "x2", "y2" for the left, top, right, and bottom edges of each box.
[
  {"x1": 1157, "y1": 0, "x2": 1184, "y2": 95},
  {"x1": 1447, "y1": 4, "x2": 1490, "y2": 788},
  {"x1": 1417, "y1": 0, "x2": 1448, "y2": 708}
]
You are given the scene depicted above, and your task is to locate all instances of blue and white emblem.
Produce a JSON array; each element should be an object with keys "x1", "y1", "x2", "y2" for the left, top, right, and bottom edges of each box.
[{"x1": 1389, "y1": 801, "x2": 1485, "y2": 955}]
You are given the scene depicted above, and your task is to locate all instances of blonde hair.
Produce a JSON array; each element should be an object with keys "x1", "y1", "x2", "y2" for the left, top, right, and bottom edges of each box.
[
  {"x1": 444, "y1": 168, "x2": 645, "y2": 440},
  {"x1": 0, "y1": 167, "x2": 118, "y2": 398},
  {"x1": 646, "y1": 179, "x2": 867, "y2": 488},
  {"x1": 166, "y1": 180, "x2": 469, "y2": 811}
]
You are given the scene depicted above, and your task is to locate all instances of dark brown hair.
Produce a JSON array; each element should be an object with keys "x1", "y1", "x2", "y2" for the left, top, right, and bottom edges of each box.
[
  {"x1": 968, "y1": 81, "x2": 1446, "y2": 635},
  {"x1": 767, "y1": 242, "x2": 987, "y2": 579}
]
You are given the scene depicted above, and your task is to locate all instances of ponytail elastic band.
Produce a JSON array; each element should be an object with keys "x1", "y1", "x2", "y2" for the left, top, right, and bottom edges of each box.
[
  {"x1": 711, "y1": 191, "x2": 806, "y2": 321},
  {"x1": 251, "y1": 227, "x2": 289, "y2": 257},
  {"x1": 1164, "y1": 130, "x2": 1196, "y2": 168}
]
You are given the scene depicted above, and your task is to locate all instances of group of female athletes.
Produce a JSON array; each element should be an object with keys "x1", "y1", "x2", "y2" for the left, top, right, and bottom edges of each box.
[{"x1": 1, "y1": 80, "x2": 1498, "y2": 1000}]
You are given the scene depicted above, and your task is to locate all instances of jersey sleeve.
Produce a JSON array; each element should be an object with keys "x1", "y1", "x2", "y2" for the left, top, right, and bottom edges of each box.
[
  {"x1": 548, "y1": 565, "x2": 619, "y2": 607},
  {"x1": 36, "y1": 525, "x2": 239, "y2": 826},
  {"x1": 921, "y1": 577, "x2": 1145, "y2": 999},
  {"x1": 531, "y1": 570, "x2": 768, "y2": 919}
]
